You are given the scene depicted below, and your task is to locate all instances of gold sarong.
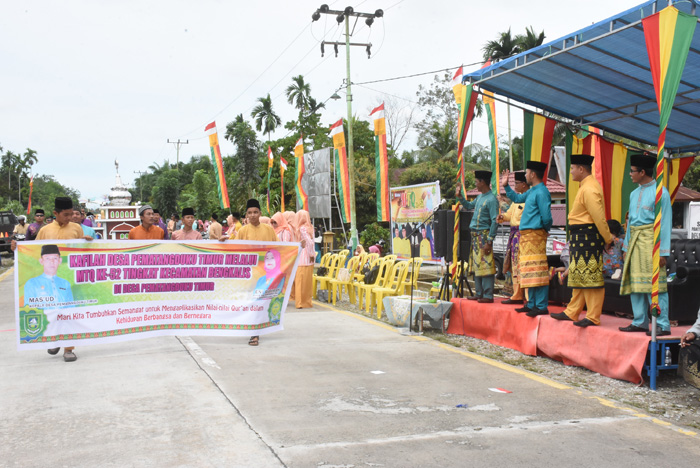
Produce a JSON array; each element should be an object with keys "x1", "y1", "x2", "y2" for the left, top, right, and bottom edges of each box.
[
  {"x1": 620, "y1": 224, "x2": 667, "y2": 295},
  {"x1": 470, "y1": 229, "x2": 495, "y2": 277},
  {"x1": 568, "y1": 224, "x2": 604, "y2": 289},
  {"x1": 519, "y1": 229, "x2": 549, "y2": 288}
]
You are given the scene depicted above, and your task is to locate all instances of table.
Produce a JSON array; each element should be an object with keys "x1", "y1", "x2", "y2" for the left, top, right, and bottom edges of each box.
[{"x1": 383, "y1": 296, "x2": 453, "y2": 332}]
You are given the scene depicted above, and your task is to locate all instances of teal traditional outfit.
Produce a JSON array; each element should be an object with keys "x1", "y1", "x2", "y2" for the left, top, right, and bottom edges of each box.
[
  {"x1": 620, "y1": 155, "x2": 672, "y2": 333},
  {"x1": 458, "y1": 171, "x2": 499, "y2": 300}
]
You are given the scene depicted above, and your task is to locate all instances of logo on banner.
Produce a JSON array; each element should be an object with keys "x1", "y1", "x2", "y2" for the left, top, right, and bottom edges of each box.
[{"x1": 23, "y1": 311, "x2": 45, "y2": 337}]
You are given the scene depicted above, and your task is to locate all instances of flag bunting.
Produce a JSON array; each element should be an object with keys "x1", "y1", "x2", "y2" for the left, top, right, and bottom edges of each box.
[
  {"x1": 371, "y1": 103, "x2": 390, "y2": 222},
  {"x1": 294, "y1": 136, "x2": 308, "y2": 211},
  {"x1": 205, "y1": 121, "x2": 230, "y2": 209},
  {"x1": 330, "y1": 119, "x2": 352, "y2": 223},
  {"x1": 523, "y1": 111, "x2": 557, "y2": 185}
]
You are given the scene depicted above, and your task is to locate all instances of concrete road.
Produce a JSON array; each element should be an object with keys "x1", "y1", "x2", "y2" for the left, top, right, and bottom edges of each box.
[{"x1": 1, "y1": 269, "x2": 698, "y2": 467}]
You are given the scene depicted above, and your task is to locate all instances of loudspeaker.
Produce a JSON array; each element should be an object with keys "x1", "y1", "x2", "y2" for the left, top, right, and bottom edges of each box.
[
  {"x1": 458, "y1": 210, "x2": 473, "y2": 263},
  {"x1": 433, "y1": 210, "x2": 454, "y2": 262}
]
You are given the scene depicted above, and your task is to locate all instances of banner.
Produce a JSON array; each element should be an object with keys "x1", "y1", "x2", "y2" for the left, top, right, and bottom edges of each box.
[
  {"x1": 370, "y1": 103, "x2": 390, "y2": 222},
  {"x1": 204, "y1": 121, "x2": 230, "y2": 209},
  {"x1": 27, "y1": 175, "x2": 34, "y2": 215},
  {"x1": 390, "y1": 181, "x2": 441, "y2": 264},
  {"x1": 294, "y1": 137, "x2": 308, "y2": 211},
  {"x1": 330, "y1": 119, "x2": 352, "y2": 223},
  {"x1": 15, "y1": 240, "x2": 301, "y2": 349}
]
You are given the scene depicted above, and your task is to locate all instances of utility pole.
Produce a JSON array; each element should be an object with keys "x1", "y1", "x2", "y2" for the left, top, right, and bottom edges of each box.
[
  {"x1": 167, "y1": 139, "x2": 189, "y2": 171},
  {"x1": 312, "y1": 4, "x2": 384, "y2": 250},
  {"x1": 133, "y1": 170, "x2": 147, "y2": 203}
]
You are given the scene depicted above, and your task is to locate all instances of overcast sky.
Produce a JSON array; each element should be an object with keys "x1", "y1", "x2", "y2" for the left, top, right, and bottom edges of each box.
[{"x1": 1, "y1": 0, "x2": 643, "y2": 202}]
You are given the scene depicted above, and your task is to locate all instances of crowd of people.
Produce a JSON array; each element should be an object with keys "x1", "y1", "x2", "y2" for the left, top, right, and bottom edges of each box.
[{"x1": 13, "y1": 196, "x2": 317, "y2": 360}]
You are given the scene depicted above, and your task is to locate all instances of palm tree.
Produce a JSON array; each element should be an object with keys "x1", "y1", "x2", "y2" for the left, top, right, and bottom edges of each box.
[
  {"x1": 17, "y1": 148, "x2": 37, "y2": 203},
  {"x1": 251, "y1": 94, "x2": 282, "y2": 142},
  {"x1": 482, "y1": 28, "x2": 520, "y2": 62},
  {"x1": 515, "y1": 26, "x2": 546, "y2": 53},
  {"x1": 285, "y1": 75, "x2": 311, "y2": 111},
  {"x1": 307, "y1": 96, "x2": 325, "y2": 114}
]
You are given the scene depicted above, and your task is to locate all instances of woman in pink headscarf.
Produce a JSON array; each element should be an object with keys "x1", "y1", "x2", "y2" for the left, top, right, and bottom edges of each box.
[
  {"x1": 271, "y1": 212, "x2": 293, "y2": 242},
  {"x1": 283, "y1": 211, "x2": 299, "y2": 241},
  {"x1": 295, "y1": 210, "x2": 316, "y2": 308}
]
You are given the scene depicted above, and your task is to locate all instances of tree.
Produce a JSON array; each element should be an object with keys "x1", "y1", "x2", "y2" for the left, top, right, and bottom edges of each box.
[
  {"x1": 482, "y1": 28, "x2": 520, "y2": 62},
  {"x1": 285, "y1": 75, "x2": 311, "y2": 112},
  {"x1": 251, "y1": 94, "x2": 282, "y2": 142},
  {"x1": 152, "y1": 170, "x2": 180, "y2": 218},
  {"x1": 225, "y1": 114, "x2": 262, "y2": 198},
  {"x1": 17, "y1": 148, "x2": 38, "y2": 204},
  {"x1": 179, "y1": 169, "x2": 217, "y2": 218},
  {"x1": 381, "y1": 95, "x2": 416, "y2": 154},
  {"x1": 515, "y1": 26, "x2": 546, "y2": 52}
]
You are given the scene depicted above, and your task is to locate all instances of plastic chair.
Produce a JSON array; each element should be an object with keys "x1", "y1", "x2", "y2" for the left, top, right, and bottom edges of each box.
[
  {"x1": 371, "y1": 261, "x2": 409, "y2": 317},
  {"x1": 328, "y1": 256, "x2": 360, "y2": 305},
  {"x1": 353, "y1": 253, "x2": 379, "y2": 283},
  {"x1": 355, "y1": 257, "x2": 395, "y2": 312},
  {"x1": 312, "y1": 254, "x2": 340, "y2": 299},
  {"x1": 400, "y1": 257, "x2": 424, "y2": 295}
]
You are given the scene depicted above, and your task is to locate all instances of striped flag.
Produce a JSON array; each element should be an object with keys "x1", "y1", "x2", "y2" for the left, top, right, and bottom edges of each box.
[
  {"x1": 483, "y1": 90, "x2": 500, "y2": 197},
  {"x1": 451, "y1": 66, "x2": 463, "y2": 105},
  {"x1": 522, "y1": 111, "x2": 556, "y2": 185},
  {"x1": 330, "y1": 119, "x2": 352, "y2": 223},
  {"x1": 204, "y1": 121, "x2": 230, "y2": 209},
  {"x1": 26, "y1": 175, "x2": 34, "y2": 215},
  {"x1": 643, "y1": 5, "x2": 697, "y2": 317},
  {"x1": 294, "y1": 136, "x2": 308, "y2": 210},
  {"x1": 665, "y1": 156, "x2": 695, "y2": 203},
  {"x1": 280, "y1": 156, "x2": 288, "y2": 212},
  {"x1": 267, "y1": 146, "x2": 273, "y2": 214},
  {"x1": 370, "y1": 103, "x2": 390, "y2": 221}
]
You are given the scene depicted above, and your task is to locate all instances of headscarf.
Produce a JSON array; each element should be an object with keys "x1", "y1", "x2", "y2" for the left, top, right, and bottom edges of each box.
[
  {"x1": 260, "y1": 216, "x2": 271, "y2": 225},
  {"x1": 355, "y1": 245, "x2": 365, "y2": 256},
  {"x1": 271, "y1": 212, "x2": 293, "y2": 240},
  {"x1": 284, "y1": 211, "x2": 299, "y2": 240},
  {"x1": 369, "y1": 245, "x2": 380, "y2": 255},
  {"x1": 296, "y1": 210, "x2": 312, "y2": 237},
  {"x1": 263, "y1": 249, "x2": 283, "y2": 279}
]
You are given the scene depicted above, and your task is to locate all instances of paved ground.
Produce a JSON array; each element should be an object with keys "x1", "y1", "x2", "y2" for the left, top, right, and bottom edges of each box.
[{"x1": 1, "y1": 268, "x2": 698, "y2": 467}]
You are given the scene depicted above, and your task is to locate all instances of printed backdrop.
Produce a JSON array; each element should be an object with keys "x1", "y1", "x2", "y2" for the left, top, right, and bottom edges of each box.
[{"x1": 390, "y1": 181, "x2": 441, "y2": 264}]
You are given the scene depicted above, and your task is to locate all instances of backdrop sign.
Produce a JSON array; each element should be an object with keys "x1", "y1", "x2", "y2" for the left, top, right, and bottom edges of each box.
[
  {"x1": 14, "y1": 240, "x2": 300, "y2": 349},
  {"x1": 300, "y1": 147, "x2": 332, "y2": 219},
  {"x1": 390, "y1": 181, "x2": 441, "y2": 264}
]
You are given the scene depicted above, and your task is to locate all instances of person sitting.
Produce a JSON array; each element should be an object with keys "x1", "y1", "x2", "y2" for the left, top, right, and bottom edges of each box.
[
  {"x1": 679, "y1": 308, "x2": 700, "y2": 389},
  {"x1": 603, "y1": 219, "x2": 624, "y2": 279}
]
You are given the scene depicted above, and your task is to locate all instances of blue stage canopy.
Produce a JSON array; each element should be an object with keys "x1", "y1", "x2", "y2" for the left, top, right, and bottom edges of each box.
[{"x1": 465, "y1": 0, "x2": 700, "y2": 153}]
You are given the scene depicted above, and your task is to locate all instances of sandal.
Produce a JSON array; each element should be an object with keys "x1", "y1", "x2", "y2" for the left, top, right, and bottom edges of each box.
[
  {"x1": 248, "y1": 336, "x2": 259, "y2": 347},
  {"x1": 63, "y1": 351, "x2": 77, "y2": 362}
]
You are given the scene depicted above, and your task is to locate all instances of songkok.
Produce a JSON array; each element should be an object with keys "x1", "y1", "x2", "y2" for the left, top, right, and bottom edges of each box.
[
  {"x1": 153, "y1": 209, "x2": 160, "y2": 215},
  {"x1": 474, "y1": 170, "x2": 492, "y2": 182},
  {"x1": 514, "y1": 171, "x2": 527, "y2": 183},
  {"x1": 246, "y1": 199, "x2": 261, "y2": 211},
  {"x1": 138, "y1": 205, "x2": 153, "y2": 216},
  {"x1": 631, "y1": 154, "x2": 657, "y2": 170},
  {"x1": 35, "y1": 209, "x2": 45, "y2": 215},
  {"x1": 526, "y1": 160, "x2": 548, "y2": 172},
  {"x1": 41, "y1": 244, "x2": 60, "y2": 256},
  {"x1": 54, "y1": 197, "x2": 73, "y2": 211},
  {"x1": 570, "y1": 154, "x2": 594, "y2": 166},
  {"x1": 182, "y1": 207, "x2": 195, "y2": 217},
  {"x1": 231, "y1": 212, "x2": 241, "y2": 219}
]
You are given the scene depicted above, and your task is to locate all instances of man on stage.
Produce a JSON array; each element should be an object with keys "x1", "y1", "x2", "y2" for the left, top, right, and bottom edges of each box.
[
  {"x1": 618, "y1": 154, "x2": 672, "y2": 336},
  {"x1": 455, "y1": 170, "x2": 499, "y2": 303},
  {"x1": 497, "y1": 171, "x2": 529, "y2": 305},
  {"x1": 551, "y1": 154, "x2": 612, "y2": 327},
  {"x1": 501, "y1": 162, "x2": 553, "y2": 316}
]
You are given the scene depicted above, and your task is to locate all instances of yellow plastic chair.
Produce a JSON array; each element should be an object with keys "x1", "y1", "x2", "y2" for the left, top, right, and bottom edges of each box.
[
  {"x1": 353, "y1": 253, "x2": 379, "y2": 283},
  {"x1": 312, "y1": 254, "x2": 340, "y2": 299},
  {"x1": 328, "y1": 256, "x2": 360, "y2": 305},
  {"x1": 371, "y1": 261, "x2": 409, "y2": 317},
  {"x1": 355, "y1": 258, "x2": 395, "y2": 312},
  {"x1": 400, "y1": 257, "x2": 424, "y2": 295}
]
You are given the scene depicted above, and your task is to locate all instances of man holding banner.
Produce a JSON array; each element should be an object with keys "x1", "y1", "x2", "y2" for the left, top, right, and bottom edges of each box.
[
  {"x1": 455, "y1": 170, "x2": 499, "y2": 303},
  {"x1": 501, "y1": 163, "x2": 552, "y2": 315},
  {"x1": 619, "y1": 154, "x2": 672, "y2": 336}
]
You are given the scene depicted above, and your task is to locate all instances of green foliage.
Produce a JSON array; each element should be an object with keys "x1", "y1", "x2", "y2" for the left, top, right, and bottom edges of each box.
[
  {"x1": 152, "y1": 170, "x2": 180, "y2": 218},
  {"x1": 179, "y1": 169, "x2": 218, "y2": 218},
  {"x1": 360, "y1": 222, "x2": 390, "y2": 250},
  {"x1": 1, "y1": 199, "x2": 25, "y2": 215},
  {"x1": 251, "y1": 93, "x2": 282, "y2": 141}
]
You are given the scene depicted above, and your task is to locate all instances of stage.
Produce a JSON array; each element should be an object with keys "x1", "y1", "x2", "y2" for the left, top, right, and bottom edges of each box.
[{"x1": 446, "y1": 298, "x2": 686, "y2": 384}]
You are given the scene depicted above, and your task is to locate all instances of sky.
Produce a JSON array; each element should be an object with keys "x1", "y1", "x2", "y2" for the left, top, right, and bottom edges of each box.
[{"x1": 0, "y1": 0, "x2": 644, "y2": 203}]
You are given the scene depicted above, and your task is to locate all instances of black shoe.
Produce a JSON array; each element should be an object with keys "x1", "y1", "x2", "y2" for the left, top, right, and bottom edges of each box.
[
  {"x1": 526, "y1": 308, "x2": 549, "y2": 317},
  {"x1": 47, "y1": 348, "x2": 60, "y2": 355},
  {"x1": 501, "y1": 299, "x2": 524, "y2": 305},
  {"x1": 574, "y1": 318, "x2": 596, "y2": 327},
  {"x1": 467, "y1": 296, "x2": 480, "y2": 301},
  {"x1": 478, "y1": 298, "x2": 494, "y2": 304},
  {"x1": 619, "y1": 324, "x2": 648, "y2": 333},
  {"x1": 514, "y1": 306, "x2": 532, "y2": 313},
  {"x1": 646, "y1": 327, "x2": 671, "y2": 336},
  {"x1": 550, "y1": 312, "x2": 573, "y2": 321}
]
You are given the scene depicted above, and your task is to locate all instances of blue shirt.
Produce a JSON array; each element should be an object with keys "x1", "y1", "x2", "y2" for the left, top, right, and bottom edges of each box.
[
  {"x1": 624, "y1": 180, "x2": 671, "y2": 256},
  {"x1": 504, "y1": 182, "x2": 553, "y2": 231},
  {"x1": 24, "y1": 274, "x2": 74, "y2": 308},
  {"x1": 458, "y1": 191, "x2": 499, "y2": 241},
  {"x1": 80, "y1": 224, "x2": 96, "y2": 238}
]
